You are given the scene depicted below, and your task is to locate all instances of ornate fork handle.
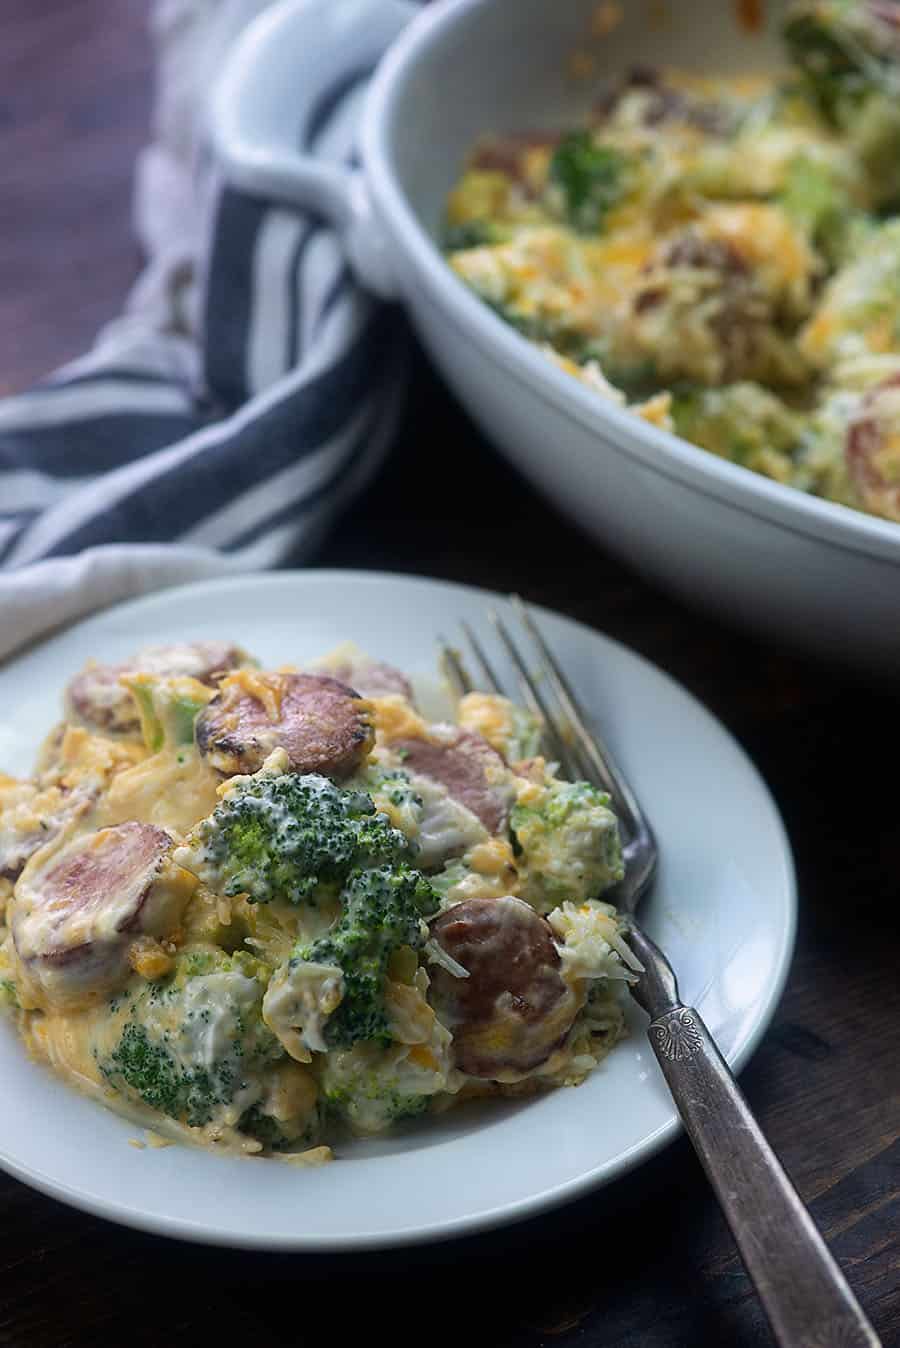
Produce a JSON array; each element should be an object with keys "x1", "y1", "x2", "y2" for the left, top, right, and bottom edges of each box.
[
  {"x1": 448, "y1": 600, "x2": 880, "y2": 1346},
  {"x1": 628, "y1": 924, "x2": 881, "y2": 1348}
]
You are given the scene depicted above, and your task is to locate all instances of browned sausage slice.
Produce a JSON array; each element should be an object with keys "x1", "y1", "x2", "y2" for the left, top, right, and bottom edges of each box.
[
  {"x1": 662, "y1": 233, "x2": 747, "y2": 274},
  {"x1": 66, "y1": 641, "x2": 250, "y2": 734},
  {"x1": 195, "y1": 672, "x2": 375, "y2": 779},
  {"x1": 469, "y1": 131, "x2": 560, "y2": 194},
  {"x1": 594, "y1": 69, "x2": 736, "y2": 134},
  {"x1": 391, "y1": 731, "x2": 513, "y2": 834},
  {"x1": 10, "y1": 821, "x2": 190, "y2": 1009},
  {"x1": 428, "y1": 896, "x2": 579, "y2": 1078},
  {"x1": 321, "y1": 658, "x2": 414, "y2": 703},
  {"x1": 67, "y1": 663, "x2": 139, "y2": 733}
]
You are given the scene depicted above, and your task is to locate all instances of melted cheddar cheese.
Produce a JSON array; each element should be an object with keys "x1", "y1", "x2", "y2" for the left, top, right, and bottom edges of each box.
[
  {"x1": 0, "y1": 641, "x2": 638, "y2": 1156},
  {"x1": 445, "y1": 51, "x2": 900, "y2": 524}
]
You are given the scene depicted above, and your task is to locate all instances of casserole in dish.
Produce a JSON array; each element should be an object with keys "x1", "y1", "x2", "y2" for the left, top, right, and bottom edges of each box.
[{"x1": 212, "y1": 0, "x2": 900, "y2": 672}]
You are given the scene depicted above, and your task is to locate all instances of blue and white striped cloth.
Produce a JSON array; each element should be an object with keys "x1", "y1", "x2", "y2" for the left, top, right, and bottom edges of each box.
[{"x1": 0, "y1": 0, "x2": 408, "y2": 662}]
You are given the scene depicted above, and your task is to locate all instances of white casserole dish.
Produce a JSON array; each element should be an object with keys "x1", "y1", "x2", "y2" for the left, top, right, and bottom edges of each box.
[{"x1": 211, "y1": 0, "x2": 900, "y2": 674}]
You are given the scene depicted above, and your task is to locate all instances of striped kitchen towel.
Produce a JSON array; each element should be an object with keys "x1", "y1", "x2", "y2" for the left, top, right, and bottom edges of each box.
[{"x1": 0, "y1": 0, "x2": 408, "y2": 663}]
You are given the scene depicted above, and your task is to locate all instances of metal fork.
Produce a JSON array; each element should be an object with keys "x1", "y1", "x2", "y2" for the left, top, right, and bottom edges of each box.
[{"x1": 440, "y1": 596, "x2": 880, "y2": 1348}]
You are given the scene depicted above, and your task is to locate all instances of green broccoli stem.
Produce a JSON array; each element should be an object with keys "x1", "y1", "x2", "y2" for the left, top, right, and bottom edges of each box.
[{"x1": 125, "y1": 676, "x2": 209, "y2": 753}]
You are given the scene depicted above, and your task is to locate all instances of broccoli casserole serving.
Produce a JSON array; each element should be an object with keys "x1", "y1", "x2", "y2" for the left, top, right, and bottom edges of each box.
[
  {"x1": 445, "y1": 0, "x2": 900, "y2": 523},
  {"x1": 0, "y1": 640, "x2": 638, "y2": 1158}
]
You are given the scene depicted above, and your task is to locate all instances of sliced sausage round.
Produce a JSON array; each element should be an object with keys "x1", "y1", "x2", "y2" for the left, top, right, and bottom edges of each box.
[
  {"x1": 469, "y1": 131, "x2": 560, "y2": 190},
  {"x1": 10, "y1": 821, "x2": 184, "y2": 1009},
  {"x1": 594, "y1": 70, "x2": 736, "y2": 135},
  {"x1": 429, "y1": 896, "x2": 579, "y2": 1078},
  {"x1": 663, "y1": 233, "x2": 747, "y2": 275},
  {"x1": 195, "y1": 672, "x2": 375, "y2": 779},
  {"x1": 391, "y1": 730, "x2": 513, "y2": 835},
  {"x1": 846, "y1": 373, "x2": 900, "y2": 523},
  {"x1": 66, "y1": 641, "x2": 250, "y2": 734},
  {"x1": 870, "y1": 0, "x2": 900, "y2": 36},
  {"x1": 321, "y1": 658, "x2": 414, "y2": 703},
  {"x1": 66, "y1": 663, "x2": 137, "y2": 734},
  {"x1": 0, "y1": 784, "x2": 92, "y2": 882}
]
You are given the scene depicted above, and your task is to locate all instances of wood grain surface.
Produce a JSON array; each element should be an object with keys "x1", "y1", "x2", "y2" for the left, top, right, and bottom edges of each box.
[{"x1": 1, "y1": 3, "x2": 898, "y2": 1346}]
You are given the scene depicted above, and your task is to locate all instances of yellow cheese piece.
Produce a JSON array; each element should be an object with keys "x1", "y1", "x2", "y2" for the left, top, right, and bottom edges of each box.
[
  {"x1": 90, "y1": 748, "x2": 220, "y2": 839},
  {"x1": 370, "y1": 695, "x2": 427, "y2": 743}
]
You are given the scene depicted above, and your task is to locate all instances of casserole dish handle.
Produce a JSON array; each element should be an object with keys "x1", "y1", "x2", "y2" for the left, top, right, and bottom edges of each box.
[{"x1": 209, "y1": 0, "x2": 417, "y2": 297}]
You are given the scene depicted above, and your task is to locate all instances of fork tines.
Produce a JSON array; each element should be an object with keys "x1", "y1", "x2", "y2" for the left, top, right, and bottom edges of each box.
[{"x1": 438, "y1": 595, "x2": 645, "y2": 843}]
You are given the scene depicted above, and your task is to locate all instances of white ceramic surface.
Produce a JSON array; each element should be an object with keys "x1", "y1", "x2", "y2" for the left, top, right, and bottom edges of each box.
[
  {"x1": 211, "y1": 0, "x2": 900, "y2": 674},
  {"x1": 0, "y1": 571, "x2": 796, "y2": 1249}
]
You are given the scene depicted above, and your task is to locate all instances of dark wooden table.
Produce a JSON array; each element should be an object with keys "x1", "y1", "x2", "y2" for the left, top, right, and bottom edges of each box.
[{"x1": 2, "y1": 3, "x2": 898, "y2": 1345}]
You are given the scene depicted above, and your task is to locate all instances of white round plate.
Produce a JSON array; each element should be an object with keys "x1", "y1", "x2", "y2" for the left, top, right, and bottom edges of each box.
[{"x1": 0, "y1": 571, "x2": 796, "y2": 1249}]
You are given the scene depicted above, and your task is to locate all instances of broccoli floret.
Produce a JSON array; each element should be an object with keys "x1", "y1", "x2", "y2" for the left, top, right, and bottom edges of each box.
[
  {"x1": 319, "y1": 1043, "x2": 434, "y2": 1135},
  {"x1": 106, "y1": 1022, "x2": 207, "y2": 1122},
  {"x1": 784, "y1": 0, "x2": 900, "y2": 126},
  {"x1": 448, "y1": 229, "x2": 593, "y2": 356},
  {"x1": 547, "y1": 133, "x2": 631, "y2": 233},
  {"x1": 800, "y1": 218, "x2": 900, "y2": 367},
  {"x1": 792, "y1": 384, "x2": 866, "y2": 506},
  {"x1": 444, "y1": 167, "x2": 530, "y2": 245},
  {"x1": 511, "y1": 778, "x2": 624, "y2": 913},
  {"x1": 784, "y1": 8, "x2": 866, "y2": 121},
  {"x1": 670, "y1": 382, "x2": 806, "y2": 482},
  {"x1": 348, "y1": 764, "x2": 424, "y2": 840},
  {"x1": 779, "y1": 154, "x2": 867, "y2": 263},
  {"x1": 374, "y1": 770, "x2": 421, "y2": 811},
  {"x1": 238, "y1": 1105, "x2": 301, "y2": 1150},
  {"x1": 784, "y1": 3, "x2": 900, "y2": 204},
  {"x1": 295, "y1": 864, "x2": 439, "y2": 1049},
  {"x1": 239, "y1": 1059, "x2": 322, "y2": 1150},
  {"x1": 326, "y1": 1082, "x2": 429, "y2": 1131},
  {"x1": 429, "y1": 858, "x2": 469, "y2": 903},
  {"x1": 179, "y1": 771, "x2": 412, "y2": 906},
  {"x1": 482, "y1": 297, "x2": 575, "y2": 350},
  {"x1": 98, "y1": 947, "x2": 282, "y2": 1130},
  {"x1": 848, "y1": 92, "x2": 900, "y2": 208},
  {"x1": 444, "y1": 220, "x2": 508, "y2": 250}
]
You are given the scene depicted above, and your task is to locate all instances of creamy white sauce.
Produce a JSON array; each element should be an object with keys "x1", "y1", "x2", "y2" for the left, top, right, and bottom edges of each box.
[
  {"x1": 178, "y1": 971, "x2": 261, "y2": 1070},
  {"x1": 262, "y1": 959, "x2": 345, "y2": 1059},
  {"x1": 411, "y1": 774, "x2": 487, "y2": 868}
]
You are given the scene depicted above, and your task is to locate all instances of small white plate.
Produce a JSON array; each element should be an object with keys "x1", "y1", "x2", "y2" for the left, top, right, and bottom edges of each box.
[{"x1": 0, "y1": 571, "x2": 796, "y2": 1249}]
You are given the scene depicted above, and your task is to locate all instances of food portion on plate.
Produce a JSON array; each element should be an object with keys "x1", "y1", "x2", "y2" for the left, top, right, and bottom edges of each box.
[
  {"x1": 444, "y1": 0, "x2": 900, "y2": 523},
  {"x1": 0, "y1": 639, "x2": 640, "y2": 1159}
]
